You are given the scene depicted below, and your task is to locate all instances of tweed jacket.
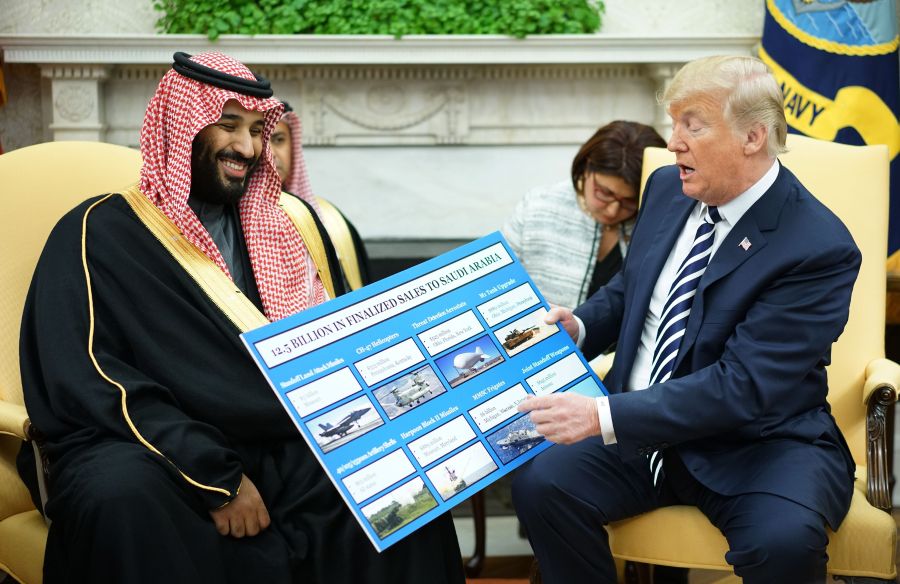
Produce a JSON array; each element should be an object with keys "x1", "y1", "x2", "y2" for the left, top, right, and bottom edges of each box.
[{"x1": 502, "y1": 180, "x2": 630, "y2": 308}]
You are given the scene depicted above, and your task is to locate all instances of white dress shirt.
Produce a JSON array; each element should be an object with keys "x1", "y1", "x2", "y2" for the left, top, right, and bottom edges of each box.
[{"x1": 588, "y1": 160, "x2": 780, "y2": 445}]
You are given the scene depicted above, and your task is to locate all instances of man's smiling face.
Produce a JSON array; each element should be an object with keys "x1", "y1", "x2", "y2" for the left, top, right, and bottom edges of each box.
[{"x1": 190, "y1": 99, "x2": 265, "y2": 205}]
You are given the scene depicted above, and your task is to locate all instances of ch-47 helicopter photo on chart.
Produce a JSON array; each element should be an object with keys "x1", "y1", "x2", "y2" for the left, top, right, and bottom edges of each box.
[
  {"x1": 372, "y1": 364, "x2": 447, "y2": 420},
  {"x1": 306, "y1": 394, "x2": 385, "y2": 454}
]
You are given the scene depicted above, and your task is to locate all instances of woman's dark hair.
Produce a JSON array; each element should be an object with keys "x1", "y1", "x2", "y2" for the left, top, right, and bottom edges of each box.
[{"x1": 570, "y1": 120, "x2": 667, "y2": 196}]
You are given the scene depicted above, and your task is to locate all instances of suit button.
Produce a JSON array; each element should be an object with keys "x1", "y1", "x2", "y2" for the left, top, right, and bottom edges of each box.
[{"x1": 661, "y1": 442, "x2": 670, "y2": 449}]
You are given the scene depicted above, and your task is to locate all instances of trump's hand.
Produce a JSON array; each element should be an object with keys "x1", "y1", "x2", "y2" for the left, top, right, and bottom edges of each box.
[
  {"x1": 544, "y1": 306, "x2": 579, "y2": 343},
  {"x1": 517, "y1": 393, "x2": 600, "y2": 445},
  {"x1": 210, "y1": 474, "x2": 271, "y2": 538}
]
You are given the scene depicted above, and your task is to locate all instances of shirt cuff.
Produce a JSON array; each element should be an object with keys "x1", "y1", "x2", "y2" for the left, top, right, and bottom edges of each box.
[
  {"x1": 575, "y1": 315, "x2": 586, "y2": 348},
  {"x1": 596, "y1": 396, "x2": 617, "y2": 445}
]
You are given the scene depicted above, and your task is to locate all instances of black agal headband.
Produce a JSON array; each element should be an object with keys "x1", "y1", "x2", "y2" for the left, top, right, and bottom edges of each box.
[{"x1": 172, "y1": 52, "x2": 273, "y2": 98}]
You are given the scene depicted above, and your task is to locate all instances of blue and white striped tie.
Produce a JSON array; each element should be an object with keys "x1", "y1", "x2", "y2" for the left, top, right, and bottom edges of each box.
[{"x1": 648, "y1": 205, "x2": 722, "y2": 489}]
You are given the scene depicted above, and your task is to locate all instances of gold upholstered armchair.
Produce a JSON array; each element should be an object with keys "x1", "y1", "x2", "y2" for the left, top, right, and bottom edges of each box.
[
  {"x1": 603, "y1": 135, "x2": 899, "y2": 583},
  {"x1": 0, "y1": 141, "x2": 372, "y2": 583},
  {"x1": 0, "y1": 141, "x2": 144, "y2": 583}
]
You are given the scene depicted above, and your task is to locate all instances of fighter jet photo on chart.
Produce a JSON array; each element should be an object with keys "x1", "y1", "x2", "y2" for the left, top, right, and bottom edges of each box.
[
  {"x1": 373, "y1": 364, "x2": 448, "y2": 420},
  {"x1": 318, "y1": 408, "x2": 371, "y2": 439},
  {"x1": 434, "y1": 335, "x2": 505, "y2": 388},
  {"x1": 306, "y1": 394, "x2": 385, "y2": 454}
]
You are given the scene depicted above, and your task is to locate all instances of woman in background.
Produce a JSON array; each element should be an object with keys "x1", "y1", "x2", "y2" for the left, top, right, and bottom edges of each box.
[{"x1": 503, "y1": 120, "x2": 666, "y2": 308}]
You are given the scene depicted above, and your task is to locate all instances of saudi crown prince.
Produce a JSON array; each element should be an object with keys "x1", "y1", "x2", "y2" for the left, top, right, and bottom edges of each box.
[{"x1": 17, "y1": 51, "x2": 464, "y2": 584}]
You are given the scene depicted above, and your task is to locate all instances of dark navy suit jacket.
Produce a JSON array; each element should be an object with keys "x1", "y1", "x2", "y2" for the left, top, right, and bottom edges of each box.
[{"x1": 573, "y1": 163, "x2": 860, "y2": 529}]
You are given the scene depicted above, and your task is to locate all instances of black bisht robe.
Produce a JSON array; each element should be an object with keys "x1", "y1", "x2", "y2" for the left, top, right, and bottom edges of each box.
[{"x1": 17, "y1": 193, "x2": 464, "y2": 584}]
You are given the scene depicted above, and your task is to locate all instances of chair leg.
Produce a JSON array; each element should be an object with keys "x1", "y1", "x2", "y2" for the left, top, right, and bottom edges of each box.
[
  {"x1": 624, "y1": 561, "x2": 652, "y2": 584},
  {"x1": 529, "y1": 557, "x2": 542, "y2": 584},
  {"x1": 464, "y1": 491, "x2": 486, "y2": 577}
]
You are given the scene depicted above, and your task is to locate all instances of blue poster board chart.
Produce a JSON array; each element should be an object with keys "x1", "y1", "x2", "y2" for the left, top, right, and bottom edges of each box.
[{"x1": 241, "y1": 232, "x2": 607, "y2": 551}]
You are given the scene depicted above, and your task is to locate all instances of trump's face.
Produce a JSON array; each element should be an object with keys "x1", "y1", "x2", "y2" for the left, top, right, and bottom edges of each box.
[{"x1": 666, "y1": 92, "x2": 748, "y2": 206}]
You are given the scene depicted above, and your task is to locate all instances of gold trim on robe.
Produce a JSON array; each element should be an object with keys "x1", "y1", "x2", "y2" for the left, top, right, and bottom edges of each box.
[
  {"x1": 278, "y1": 192, "x2": 337, "y2": 299},
  {"x1": 121, "y1": 185, "x2": 270, "y2": 333},
  {"x1": 83, "y1": 191, "x2": 237, "y2": 499},
  {"x1": 315, "y1": 196, "x2": 364, "y2": 291}
]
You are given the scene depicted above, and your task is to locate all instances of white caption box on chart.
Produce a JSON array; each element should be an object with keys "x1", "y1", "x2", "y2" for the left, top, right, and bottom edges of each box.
[
  {"x1": 407, "y1": 416, "x2": 477, "y2": 467},
  {"x1": 468, "y1": 384, "x2": 529, "y2": 432},
  {"x1": 286, "y1": 367, "x2": 362, "y2": 417},
  {"x1": 417, "y1": 311, "x2": 484, "y2": 356},
  {"x1": 355, "y1": 339, "x2": 425, "y2": 387},
  {"x1": 343, "y1": 449, "x2": 416, "y2": 504},
  {"x1": 526, "y1": 353, "x2": 587, "y2": 396},
  {"x1": 477, "y1": 283, "x2": 540, "y2": 327}
]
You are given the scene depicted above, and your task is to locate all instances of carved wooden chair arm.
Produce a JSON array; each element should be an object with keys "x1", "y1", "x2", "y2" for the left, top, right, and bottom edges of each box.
[{"x1": 863, "y1": 358, "x2": 900, "y2": 511}]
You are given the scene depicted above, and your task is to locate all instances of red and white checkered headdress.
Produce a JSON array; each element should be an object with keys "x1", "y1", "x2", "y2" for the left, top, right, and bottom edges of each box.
[{"x1": 139, "y1": 52, "x2": 326, "y2": 321}]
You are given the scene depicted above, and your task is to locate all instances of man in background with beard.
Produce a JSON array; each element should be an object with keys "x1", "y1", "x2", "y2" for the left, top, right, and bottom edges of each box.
[
  {"x1": 17, "y1": 51, "x2": 464, "y2": 584},
  {"x1": 270, "y1": 100, "x2": 371, "y2": 291}
]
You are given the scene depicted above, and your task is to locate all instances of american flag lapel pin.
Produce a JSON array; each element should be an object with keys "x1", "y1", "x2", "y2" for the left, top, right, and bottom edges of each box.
[{"x1": 739, "y1": 237, "x2": 752, "y2": 251}]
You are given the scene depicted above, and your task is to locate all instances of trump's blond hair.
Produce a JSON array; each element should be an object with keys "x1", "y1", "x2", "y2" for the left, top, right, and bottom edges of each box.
[{"x1": 661, "y1": 55, "x2": 787, "y2": 157}]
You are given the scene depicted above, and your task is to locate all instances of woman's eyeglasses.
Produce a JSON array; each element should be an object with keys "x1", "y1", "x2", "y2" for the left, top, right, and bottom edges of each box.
[{"x1": 589, "y1": 174, "x2": 638, "y2": 212}]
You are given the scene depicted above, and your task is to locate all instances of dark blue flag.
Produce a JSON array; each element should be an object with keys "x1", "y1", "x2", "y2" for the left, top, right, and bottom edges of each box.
[{"x1": 759, "y1": 0, "x2": 899, "y2": 257}]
